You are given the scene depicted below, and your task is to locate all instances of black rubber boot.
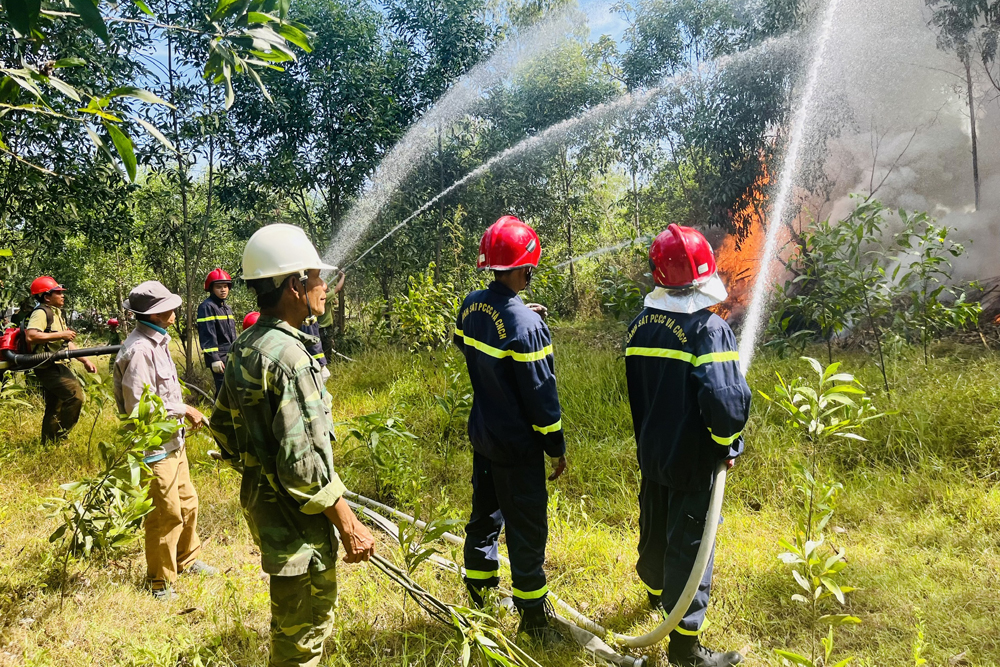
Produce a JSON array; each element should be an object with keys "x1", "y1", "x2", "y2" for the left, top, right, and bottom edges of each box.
[
  {"x1": 648, "y1": 591, "x2": 662, "y2": 610},
  {"x1": 667, "y1": 630, "x2": 743, "y2": 667},
  {"x1": 516, "y1": 600, "x2": 565, "y2": 646}
]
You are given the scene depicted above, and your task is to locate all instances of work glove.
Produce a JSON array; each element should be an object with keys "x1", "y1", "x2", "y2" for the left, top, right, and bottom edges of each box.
[
  {"x1": 211, "y1": 361, "x2": 225, "y2": 374},
  {"x1": 320, "y1": 366, "x2": 331, "y2": 382}
]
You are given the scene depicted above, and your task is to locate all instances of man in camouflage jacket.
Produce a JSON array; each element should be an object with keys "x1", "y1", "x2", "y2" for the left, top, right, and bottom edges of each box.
[{"x1": 210, "y1": 224, "x2": 374, "y2": 667}]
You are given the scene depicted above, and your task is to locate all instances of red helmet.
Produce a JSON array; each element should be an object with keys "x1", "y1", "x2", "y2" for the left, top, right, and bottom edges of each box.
[
  {"x1": 107, "y1": 317, "x2": 119, "y2": 327},
  {"x1": 477, "y1": 216, "x2": 541, "y2": 271},
  {"x1": 243, "y1": 311, "x2": 260, "y2": 329},
  {"x1": 30, "y1": 276, "x2": 65, "y2": 296},
  {"x1": 204, "y1": 268, "x2": 233, "y2": 291},
  {"x1": 649, "y1": 224, "x2": 717, "y2": 288}
]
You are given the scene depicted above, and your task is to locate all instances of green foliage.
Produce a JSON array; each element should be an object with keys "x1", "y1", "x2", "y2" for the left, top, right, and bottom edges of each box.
[
  {"x1": 342, "y1": 412, "x2": 423, "y2": 503},
  {"x1": 448, "y1": 604, "x2": 543, "y2": 667},
  {"x1": 598, "y1": 265, "x2": 646, "y2": 321},
  {"x1": 394, "y1": 264, "x2": 462, "y2": 351},
  {"x1": 892, "y1": 211, "x2": 982, "y2": 363},
  {"x1": 772, "y1": 199, "x2": 981, "y2": 373},
  {"x1": 78, "y1": 367, "x2": 116, "y2": 456},
  {"x1": 761, "y1": 358, "x2": 887, "y2": 667},
  {"x1": 395, "y1": 498, "x2": 462, "y2": 577},
  {"x1": 42, "y1": 389, "x2": 178, "y2": 557},
  {"x1": 433, "y1": 355, "x2": 473, "y2": 450}
]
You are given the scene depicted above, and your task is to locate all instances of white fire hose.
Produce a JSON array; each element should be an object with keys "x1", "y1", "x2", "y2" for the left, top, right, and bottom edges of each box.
[{"x1": 344, "y1": 459, "x2": 727, "y2": 653}]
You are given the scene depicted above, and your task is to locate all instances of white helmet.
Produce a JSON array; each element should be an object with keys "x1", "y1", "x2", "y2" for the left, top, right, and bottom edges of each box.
[{"x1": 242, "y1": 224, "x2": 337, "y2": 282}]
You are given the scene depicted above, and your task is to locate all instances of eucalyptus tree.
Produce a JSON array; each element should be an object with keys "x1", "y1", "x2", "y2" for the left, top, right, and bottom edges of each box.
[{"x1": 925, "y1": 0, "x2": 1000, "y2": 210}]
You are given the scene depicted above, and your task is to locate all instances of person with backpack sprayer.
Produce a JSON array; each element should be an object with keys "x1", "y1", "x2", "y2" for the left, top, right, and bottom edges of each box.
[
  {"x1": 454, "y1": 215, "x2": 567, "y2": 645},
  {"x1": 625, "y1": 225, "x2": 751, "y2": 667},
  {"x1": 24, "y1": 276, "x2": 97, "y2": 443},
  {"x1": 210, "y1": 224, "x2": 374, "y2": 667},
  {"x1": 197, "y1": 269, "x2": 237, "y2": 394}
]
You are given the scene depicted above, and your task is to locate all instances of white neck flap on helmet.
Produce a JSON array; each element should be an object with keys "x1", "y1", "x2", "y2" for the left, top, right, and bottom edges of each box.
[{"x1": 644, "y1": 273, "x2": 728, "y2": 314}]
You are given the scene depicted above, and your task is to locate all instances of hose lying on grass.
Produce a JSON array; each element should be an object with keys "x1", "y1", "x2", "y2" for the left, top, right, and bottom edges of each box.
[
  {"x1": 345, "y1": 460, "x2": 726, "y2": 652},
  {"x1": 349, "y1": 501, "x2": 648, "y2": 667}
]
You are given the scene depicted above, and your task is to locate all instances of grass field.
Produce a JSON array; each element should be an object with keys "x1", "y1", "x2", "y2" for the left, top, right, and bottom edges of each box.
[{"x1": 1, "y1": 320, "x2": 999, "y2": 666}]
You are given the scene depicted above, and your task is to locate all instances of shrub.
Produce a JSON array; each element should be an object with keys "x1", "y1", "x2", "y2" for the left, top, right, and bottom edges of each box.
[{"x1": 394, "y1": 263, "x2": 462, "y2": 351}]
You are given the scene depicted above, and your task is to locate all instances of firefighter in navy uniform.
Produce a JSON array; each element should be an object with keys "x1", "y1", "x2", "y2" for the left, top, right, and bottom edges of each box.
[
  {"x1": 196, "y1": 269, "x2": 237, "y2": 394},
  {"x1": 455, "y1": 216, "x2": 567, "y2": 645},
  {"x1": 624, "y1": 224, "x2": 751, "y2": 667}
]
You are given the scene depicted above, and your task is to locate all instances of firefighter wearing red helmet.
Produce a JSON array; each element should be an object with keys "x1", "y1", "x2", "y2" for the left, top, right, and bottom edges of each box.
[
  {"x1": 24, "y1": 276, "x2": 97, "y2": 443},
  {"x1": 624, "y1": 225, "x2": 750, "y2": 667},
  {"x1": 197, "y1": 268, "x2": 236, "y2": 394},
  {"x1": 454, "y1": 216, "x2": 566, "y2": 645}
]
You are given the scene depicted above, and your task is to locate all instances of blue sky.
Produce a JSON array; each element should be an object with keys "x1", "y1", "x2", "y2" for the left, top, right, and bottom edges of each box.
[{"x1": 579, "y1": 0, "x2": 629, "y2": 43}]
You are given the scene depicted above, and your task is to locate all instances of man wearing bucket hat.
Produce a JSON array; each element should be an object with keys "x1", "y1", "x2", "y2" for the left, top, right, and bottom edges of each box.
[
  {"x1": 114, "y1": 281, "x2": 216, "y2": 602},
  {"x1": 624, "y1": 225, "x2": 751, "y2": 667},
  {"x1": 210, "y1": 224, "x2": 374, "y2": 667}
]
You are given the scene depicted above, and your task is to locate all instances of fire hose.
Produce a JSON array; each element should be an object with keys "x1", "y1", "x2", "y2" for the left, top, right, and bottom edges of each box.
[
  {"x1": 344, "y1": 458, "x2": 727, "y2": 653},
  {"x1": 347, "y1": 499, "x2": 648, "y2": 667},
  {"x1": 1, "y1": 345, "x2": 122, "y2": 371}
]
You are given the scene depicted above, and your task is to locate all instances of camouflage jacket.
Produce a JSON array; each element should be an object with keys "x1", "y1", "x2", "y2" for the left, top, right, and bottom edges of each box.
[{"x1": 210, "y1": 316, "x2": 347, "y2": 576}]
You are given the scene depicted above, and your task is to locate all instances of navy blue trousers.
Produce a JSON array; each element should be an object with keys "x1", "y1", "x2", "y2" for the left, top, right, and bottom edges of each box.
[
  {"x1": 464, "y1": 451, "x2": 548, "y2": 610},
  {"x1": 636, "y1": 477, "x2": 716, "y2": 635},
  {"x1": 212, "y1": 369, "x2": 225, "y2": 395}
]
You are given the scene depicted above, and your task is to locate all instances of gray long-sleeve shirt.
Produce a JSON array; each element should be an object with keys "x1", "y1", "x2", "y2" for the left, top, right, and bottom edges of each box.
[{"x1": 114, "y1": 323, "x2": 187, "y2": 458}]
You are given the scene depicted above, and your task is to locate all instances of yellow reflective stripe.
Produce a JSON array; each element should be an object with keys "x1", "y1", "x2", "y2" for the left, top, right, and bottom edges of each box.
[
  {"x1": 197, "y1": 315, "x2": 235, "y2": 322},
  {"x1": 311, "y1": 353, "x2": 325, "y2": 360},
  {"x1": 458, "y1": 334, "x2": 552, "y2": 363},
  {"x1": 673, "y1": 625, "x2": 702, "y2": 636},
  {"x1": 697, "y1": 351, "x2": 739, "y2": 364},
  {"x1": 454, "y1": 328, "x2": 464, "y2": 337},
  {"x1": 532, "y1": 419, "x2": 562, "y2": 435},
  {"x1": 512, "y1": 585, "x2": 548, "y2": 600},
  {"x1": 512, "y1": 346, "x2": 553, "y2": 362},
  {"x1": 464, "y1": 569, "x2": 499, "y2": 580},
  {"x1": 202, "y1": 347, "x2": 219, "y2": 353},
  {"x1": 625, "y1": 347, "x2": 740, "y2": 367},
  {"x1": 643, "y1": 582, "x2": 663, "y2": 596},
  {"x1": 709, "y1": 429, "x2": 742, "y2": 446},
  {"x1": 626, "y1": 347, "x2": 696, "y2": 363}
]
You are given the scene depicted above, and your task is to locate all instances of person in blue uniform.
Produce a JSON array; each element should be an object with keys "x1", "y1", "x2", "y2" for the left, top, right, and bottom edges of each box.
[
  {"x1": 197, "y1": 268, "x2": 237, "y2": 394},
  {"x1": 625, "y1": 224, "x2": 751, "y2": 667},
  {"x1": 299, "y1": 317, "x2": 330, "y2": 383},
  {"x1": 454, "y1": 216, "x2": 567, "y2": 645}
]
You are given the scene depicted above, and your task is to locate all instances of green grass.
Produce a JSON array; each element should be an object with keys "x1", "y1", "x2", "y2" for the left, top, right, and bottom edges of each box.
[{"x1": 2, "y1": 321, "x2": 999, "y2": 666}]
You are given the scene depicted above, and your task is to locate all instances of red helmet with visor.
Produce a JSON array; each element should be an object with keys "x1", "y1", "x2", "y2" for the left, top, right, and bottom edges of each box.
[
  {"x1": 204, "y1": 268, "x2": 233, "y2": 291},
  {"x1": 477, "y1": 216, "x2": 542, "y2": 271},
  {"x1": 648, "y1": 224, "x2": 718, "y2": 288}
]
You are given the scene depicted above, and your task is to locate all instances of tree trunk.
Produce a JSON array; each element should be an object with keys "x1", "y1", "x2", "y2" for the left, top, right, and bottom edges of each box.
[
  {"x1": 336, "y1": 284, "x2": 345, "y2": 336},
  {"x1": 435, "y1": 122, "x2": 444, "y2": 283},
  {"x1": 559, "y1": 147, "x2": 576, "y2": 307},
  {"x1": 165, "y1": 8, "x2": 195, "y2": 380},
  {"x1": 964, "y1": 54, "x2": 980, "y2": 211},
  {"x1": 632, "y1": 166, "x2": 640, "y2": 236}
]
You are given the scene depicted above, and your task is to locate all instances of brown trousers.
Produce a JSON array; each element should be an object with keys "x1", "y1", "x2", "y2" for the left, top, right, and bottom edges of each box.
[
  {"x1": 34, "y1": 364, "x2": 84, "y2": 444},
  {"x1": 144, "y1": 448, "x2": 201, "y2": 588}
]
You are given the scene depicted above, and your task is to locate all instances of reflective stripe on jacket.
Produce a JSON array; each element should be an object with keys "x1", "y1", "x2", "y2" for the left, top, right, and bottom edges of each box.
[
  {"x1": 625, "y1": 307, "x2": 751, "y2": 491},
  {"x1": 196, "y1": 296, "x2": 237, "y2": 365},
  {"x1": 454, "y1": 281, "x2": 565, "y2": 466}
]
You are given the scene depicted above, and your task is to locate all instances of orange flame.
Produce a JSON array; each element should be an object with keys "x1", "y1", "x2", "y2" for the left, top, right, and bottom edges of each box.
[{"x1": 712, "y1": 166, "x2": 781, "y2": 323}]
